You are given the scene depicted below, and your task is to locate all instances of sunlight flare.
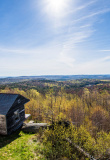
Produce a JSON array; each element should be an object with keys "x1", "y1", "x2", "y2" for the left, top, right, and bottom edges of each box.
[{"x1": 43, "y1": 0, "x2": 71, "y2": 18}]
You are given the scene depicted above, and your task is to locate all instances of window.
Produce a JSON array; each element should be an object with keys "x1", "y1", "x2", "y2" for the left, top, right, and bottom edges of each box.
[
  {"x1": 14, "y1": 109, "x2": 20, "y2": 122},
  {"x1": 18, "y1": 99, "x2": 21, "y2": 104}
]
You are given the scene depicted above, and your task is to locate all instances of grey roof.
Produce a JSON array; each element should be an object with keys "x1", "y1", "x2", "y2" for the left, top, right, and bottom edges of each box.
[{"x1": 0, "y1": 93, "x2": 29, "y2": 115}]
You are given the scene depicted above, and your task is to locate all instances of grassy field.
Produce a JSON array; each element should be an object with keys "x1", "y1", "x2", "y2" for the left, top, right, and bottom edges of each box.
[{"x1": 0, "y1": 130, "x2": 45, "y2": 160}]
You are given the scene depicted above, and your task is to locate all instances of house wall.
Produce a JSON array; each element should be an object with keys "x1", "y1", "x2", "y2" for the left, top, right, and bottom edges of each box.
[
  {"x1": 6, "y1": 104, "x2": 25, "y2": 135},
  {"x1": 0, "y1": 114, "x2": 7, "y2": 135}
]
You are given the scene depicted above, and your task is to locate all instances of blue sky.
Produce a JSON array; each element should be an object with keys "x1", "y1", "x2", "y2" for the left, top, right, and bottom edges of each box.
[{"x1": 0, "y1": 0, "x2": 110, "y2": 76}]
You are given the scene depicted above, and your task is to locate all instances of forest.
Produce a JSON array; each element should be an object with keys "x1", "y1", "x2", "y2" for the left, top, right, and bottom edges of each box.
[{"x1": 0, "y1": 78, "x2": 110, "y2": 159}]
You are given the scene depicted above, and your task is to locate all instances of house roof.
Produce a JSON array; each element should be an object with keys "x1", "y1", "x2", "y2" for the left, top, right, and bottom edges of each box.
[{"x1": 0, "y1": 93, "x2": 29, "y2": 115}]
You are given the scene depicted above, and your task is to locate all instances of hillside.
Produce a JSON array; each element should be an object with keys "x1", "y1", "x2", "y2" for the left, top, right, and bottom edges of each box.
[
  {"x1": 0, "y1": 130, "x2": 45, "y2": 160},
  {"x1": 0, "y1": 79, "x2": 110, "y2": 159},
  {"x1": 0, "y1": 75, "x2": 110, "y2": 84}
]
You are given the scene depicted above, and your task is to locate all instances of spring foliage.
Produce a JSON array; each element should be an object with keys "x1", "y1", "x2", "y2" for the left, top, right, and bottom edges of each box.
[{"x1": 1, "y1": 85, "x2": 110, "y2": 159}]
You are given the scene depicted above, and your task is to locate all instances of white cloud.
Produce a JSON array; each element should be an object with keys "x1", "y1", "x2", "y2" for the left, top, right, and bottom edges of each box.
[
  {"x1": 71, "y1": 56, "x2": 110, "y2": 74},
  {"x1": 71, "y1": 8, "x2": 110, "y2": 25},
  {"x1": 58, "y1": 52, "x2": 75, "y2": 68},
  {"x1": 99, "y1": 50, "x2": 110, "y2": 52},
  {"x1": 67, "y1": 0, "x2": 97, "y2": 14}
]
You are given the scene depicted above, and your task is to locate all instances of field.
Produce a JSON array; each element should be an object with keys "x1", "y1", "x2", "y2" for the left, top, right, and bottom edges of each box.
[{"x1": 0, "y1": 130, "x2": 46, "y2": 160}]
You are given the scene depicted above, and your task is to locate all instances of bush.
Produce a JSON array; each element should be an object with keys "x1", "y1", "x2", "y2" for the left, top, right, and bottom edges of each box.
[{"x1": 43, "y1": 124, "x2": 78, "y2": 159}]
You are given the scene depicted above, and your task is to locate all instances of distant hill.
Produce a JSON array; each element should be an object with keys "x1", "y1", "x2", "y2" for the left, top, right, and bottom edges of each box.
[
  {"x1": 0, "y1": 75, "x2": 110, "y2": 84},
  {"x1": 34, "y1": 75, "x2": 110, "y2": 81}
]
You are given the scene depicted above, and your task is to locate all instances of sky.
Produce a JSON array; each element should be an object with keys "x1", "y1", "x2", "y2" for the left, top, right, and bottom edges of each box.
[{"x1": 0, "y1": 0, "x2": 110, "y2": 76}]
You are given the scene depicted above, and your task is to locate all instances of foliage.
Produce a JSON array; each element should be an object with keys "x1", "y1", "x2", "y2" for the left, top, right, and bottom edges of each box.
[
  {"x1": 43, "y1": 124, "x2": 79, "y2": 159},
  {"x1": 0, "y1": 79, "x2": 110, "y2": 159}
]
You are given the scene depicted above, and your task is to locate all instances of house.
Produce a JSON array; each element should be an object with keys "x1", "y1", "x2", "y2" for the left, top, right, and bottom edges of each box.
[{"x1": 0, "y1": 93, "x2": 30, "y2": 135}]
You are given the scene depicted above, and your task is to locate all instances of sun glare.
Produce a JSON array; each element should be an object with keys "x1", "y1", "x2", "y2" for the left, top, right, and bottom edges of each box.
[
  {"x1": 44, "y1": 0, "x2": 69, "y2": 18},
  {"x1": 47, "y1": 0, "x2": 65, "y2": 9}
]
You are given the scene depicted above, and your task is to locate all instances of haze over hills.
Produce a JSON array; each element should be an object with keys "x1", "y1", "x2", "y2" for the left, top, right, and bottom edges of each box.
[{"x1": 0, "y1": 75, "x2": 110, "y2": 84}]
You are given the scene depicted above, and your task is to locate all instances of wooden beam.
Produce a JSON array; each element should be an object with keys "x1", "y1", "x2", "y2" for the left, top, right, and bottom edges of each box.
[{"x1": 66, "y1": 138, "x2": 97, "y2": 160}]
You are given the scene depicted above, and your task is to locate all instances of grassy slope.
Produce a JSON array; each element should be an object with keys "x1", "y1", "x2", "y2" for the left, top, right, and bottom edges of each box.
[{"x1": 0, "y1": 131, "x2": 45, "y2": 160}]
